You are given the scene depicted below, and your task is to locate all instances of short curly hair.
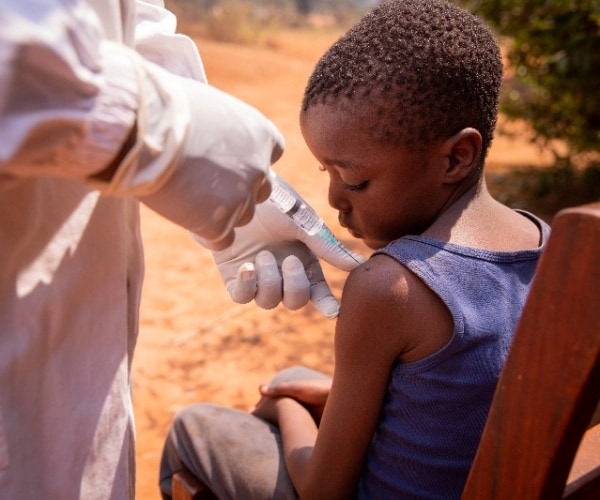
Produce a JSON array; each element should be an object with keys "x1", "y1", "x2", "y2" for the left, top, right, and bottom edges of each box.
[{"x1": 302, "y1": 0, "x2": 503, "y2": 162}]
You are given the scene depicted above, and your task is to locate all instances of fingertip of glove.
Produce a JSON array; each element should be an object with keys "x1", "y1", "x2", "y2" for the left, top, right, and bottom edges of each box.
[
  {"x1": 227, "y1": 270, "x2": 257, "y2": 304},
  {"x1": 281, "y1": 255, "x2": 304, "y2": 273},
  {"x1": 314, "y1": 296, "x2": 340, "y2": 319},
  {"x1": 239, "y1": 262, "x2": 256, "y2": 281},
  {"x1": 256, "y1": 250, "x2": 277, "y2": 266}
]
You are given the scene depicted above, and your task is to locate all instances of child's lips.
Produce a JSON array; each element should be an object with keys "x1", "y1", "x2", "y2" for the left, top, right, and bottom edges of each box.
[
  {"x1": 339, "y1": 217, "x2": 362, "y2": 239},
  {"x1": 348, "y1": 228, "x2": 362, "y2": 239}
]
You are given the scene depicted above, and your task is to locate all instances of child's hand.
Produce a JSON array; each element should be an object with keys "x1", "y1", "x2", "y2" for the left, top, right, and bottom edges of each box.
[
  {"x1": 251, "y1": 395, "x2": 277, "y2": 424},
  {"x1": 260, "y1": 379, "x2": 331, "y2": 405},
  {"x1": 259, "y1": 379, "x2": 332, "y2": 423}
]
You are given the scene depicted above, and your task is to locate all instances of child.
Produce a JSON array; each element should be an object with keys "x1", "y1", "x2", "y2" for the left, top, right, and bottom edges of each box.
[{"x1": 159, "y1": 0, "x2": 550, "y2": 498}]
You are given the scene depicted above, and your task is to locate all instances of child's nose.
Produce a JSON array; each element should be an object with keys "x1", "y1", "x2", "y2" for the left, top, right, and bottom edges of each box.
[{"x1": 328, "y1": 180, "x2": 352, "y2": 213}]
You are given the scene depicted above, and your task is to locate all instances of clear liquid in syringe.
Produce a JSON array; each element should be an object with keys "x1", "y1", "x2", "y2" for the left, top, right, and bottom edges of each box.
[
  {"x1": 268, "y1": 172, "x2": 362, "y2": 264},
  {"x1": 269, "y1": 180, "x2": 323, "y2": 235}
]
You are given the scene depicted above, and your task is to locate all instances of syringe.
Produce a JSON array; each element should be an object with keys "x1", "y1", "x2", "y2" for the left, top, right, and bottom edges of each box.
[{"x1": 268, "y1": 170, "x2": 362, "y2": 264}]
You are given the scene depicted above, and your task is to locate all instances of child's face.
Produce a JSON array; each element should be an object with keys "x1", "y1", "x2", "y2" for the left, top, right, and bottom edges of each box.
[{"x1": 300, "y1": 102, "x2": 450, "y2": 249}]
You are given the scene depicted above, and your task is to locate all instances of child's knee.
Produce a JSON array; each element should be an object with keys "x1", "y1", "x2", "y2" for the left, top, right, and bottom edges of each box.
[{"x1": 270, "y1": 365, "x2": 329, "y2": 384}]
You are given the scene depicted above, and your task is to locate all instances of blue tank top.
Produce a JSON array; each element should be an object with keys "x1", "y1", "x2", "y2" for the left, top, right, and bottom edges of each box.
[{"x1": 357, "y1": 211, "x2": 550, "y2": 499}]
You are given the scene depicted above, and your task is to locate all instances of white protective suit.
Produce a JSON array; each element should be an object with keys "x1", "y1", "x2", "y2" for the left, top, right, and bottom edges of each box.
[
  {"x1": 0, "y1": 0, "x2": 221, "y2": 500},
  {"x1": 0, "y1": 0, "x2": 288, "y2": 498}
]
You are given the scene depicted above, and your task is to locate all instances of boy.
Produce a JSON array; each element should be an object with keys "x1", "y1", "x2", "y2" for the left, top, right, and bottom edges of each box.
[{"x1": 160, "y1": 0, "x2": 550, "y2": 497}]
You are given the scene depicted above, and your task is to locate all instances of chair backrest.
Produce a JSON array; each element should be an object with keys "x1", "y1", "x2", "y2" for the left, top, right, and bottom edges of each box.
[{"x1": 462, "y1": 203, "x2": 600, "y2": 499}]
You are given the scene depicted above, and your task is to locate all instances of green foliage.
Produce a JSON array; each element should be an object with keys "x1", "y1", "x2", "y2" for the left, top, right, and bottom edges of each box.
[
  {"x1": 168, "y1": 0, "x2": 361, "y2": 42},
  {"x1": 195, "y1": 1, "x2": 265, "y2": 44},
  {"x1": 168, "y1": 0, "x2": 279, "y2": 44},
  {"x1": 460, "y1": 0, "x2": 600, "y2": 157},
  {"x1": 487, "y1": 160, "x2": 600, "y2": 220}
]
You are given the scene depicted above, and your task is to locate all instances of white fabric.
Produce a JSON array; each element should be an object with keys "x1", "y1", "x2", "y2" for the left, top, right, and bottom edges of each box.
[{"x1": 0, "y1": 1, "x2": 223, "y2": 498}]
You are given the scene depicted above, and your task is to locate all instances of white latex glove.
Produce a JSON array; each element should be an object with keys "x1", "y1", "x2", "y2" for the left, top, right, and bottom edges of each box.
[
  {"x1": 207, "y1": 173, "x2": 366, "y2": 319},
  {"x1": 139, "y1": 78, "x2": 284, "y2": 250}
]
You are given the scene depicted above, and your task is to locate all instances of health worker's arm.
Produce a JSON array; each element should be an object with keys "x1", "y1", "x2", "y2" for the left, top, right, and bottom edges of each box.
[
  {"x1": 133, "y1": 0, "x2": 207, "y2": 82},
  {"x1": 0, "y1": 0, "x2": 284, "y2": 250},
  {"x1": 0, "y1": 1, "x2": 139, "y2": 182},
  {"x1": 0, "y1": 0, "x2": 357, "y2": 306},
  {"x1": 134, "y1": 1, "x2": 367, "y2": 308}
]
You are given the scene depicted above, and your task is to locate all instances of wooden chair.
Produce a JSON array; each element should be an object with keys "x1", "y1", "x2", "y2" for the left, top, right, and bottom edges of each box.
[
  {"x1": 171, "y1": 467, "x2": 216, "y2": 500},
  {"x1": 172, "y1": 203, "x2": 600, "y2": 500},
  {"x1": 462, "y1": 202, "x2": 600, "y2": 499}
]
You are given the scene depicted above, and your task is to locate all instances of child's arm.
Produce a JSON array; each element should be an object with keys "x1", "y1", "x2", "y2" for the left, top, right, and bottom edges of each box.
[
  {"x1": 254, "y1": 254, "x2": 453, "y2": 498},
  {"x1": 258, "y1": 377, "x2": 331, "y2": 422}
]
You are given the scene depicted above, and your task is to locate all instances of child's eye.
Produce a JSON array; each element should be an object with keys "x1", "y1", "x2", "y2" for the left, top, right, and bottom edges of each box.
[{"x1": 342, "y1": 180, "x2": 369, "y2": 191}]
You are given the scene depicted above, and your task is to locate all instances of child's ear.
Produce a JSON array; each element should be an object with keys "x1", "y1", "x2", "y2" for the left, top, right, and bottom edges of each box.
[{"x1": 440, "y1": 128, "x2": 482, "y2": 184}]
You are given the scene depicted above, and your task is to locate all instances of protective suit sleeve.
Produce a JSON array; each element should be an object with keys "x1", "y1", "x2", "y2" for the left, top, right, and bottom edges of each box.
[
  {"x1": 0, "y1": 2, "x2": 139, "y2": 180},
  {"x1": 0, "y1": 1, "x2": 284, "y2": 249}
]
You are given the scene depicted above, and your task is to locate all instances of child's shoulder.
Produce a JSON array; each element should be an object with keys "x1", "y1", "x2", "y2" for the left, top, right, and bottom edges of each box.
[
  {"x1": 339, "y1": 253, "x2": 453, "y2": 363},
  {"x1": 343, "y1": 253, "x2": 417, "y2": 308}
]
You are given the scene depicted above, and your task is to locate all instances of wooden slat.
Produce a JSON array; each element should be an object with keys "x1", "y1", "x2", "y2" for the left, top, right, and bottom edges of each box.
[
  {"x1": 172, "y1": 468, "x2": 217, "y2": 500},
  {"x1": 462, "y1": 204, "x2": 600, "y2": 499}
]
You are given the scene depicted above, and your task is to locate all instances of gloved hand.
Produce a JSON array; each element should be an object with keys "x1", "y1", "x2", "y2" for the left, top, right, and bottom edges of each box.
[
  {"x1": 139, "y1": 78, "x2": 284, "y2": 250},
  {"x1": 206, "y1": 173, "x2": 366, "y2": 319}
]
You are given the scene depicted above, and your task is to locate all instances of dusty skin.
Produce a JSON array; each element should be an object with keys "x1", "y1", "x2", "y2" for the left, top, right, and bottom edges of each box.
[{"x1": 133, "y1": 29, "x2": 556, "y2": 499}]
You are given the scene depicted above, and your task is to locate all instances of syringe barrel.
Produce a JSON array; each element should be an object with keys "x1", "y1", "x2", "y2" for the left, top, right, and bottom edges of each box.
[
  {"x1": 268, "y1": 172, "x2": 323, "y2": 236},
  {"x1": 268, "y1": 170, "x2": 362, "y2": 265}
]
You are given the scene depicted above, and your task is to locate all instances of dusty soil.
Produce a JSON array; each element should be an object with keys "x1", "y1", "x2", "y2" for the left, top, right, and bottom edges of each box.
[{"x1": 132, "y1": 28, "x2": 555, "y2": 499}]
